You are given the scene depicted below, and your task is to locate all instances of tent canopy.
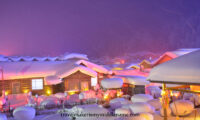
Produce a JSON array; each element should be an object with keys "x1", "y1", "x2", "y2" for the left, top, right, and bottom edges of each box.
[{"x1": 147, "y1": 50, "x2": 200, "y2": 85}]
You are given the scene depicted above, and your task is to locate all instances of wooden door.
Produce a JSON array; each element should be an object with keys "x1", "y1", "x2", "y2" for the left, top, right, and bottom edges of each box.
[
  {"x1": 81, "y1": 81, "x2": 89, "y2": 91},
  {"x1": 12, "y1": 82, "x2": 21, "y2": 94}
]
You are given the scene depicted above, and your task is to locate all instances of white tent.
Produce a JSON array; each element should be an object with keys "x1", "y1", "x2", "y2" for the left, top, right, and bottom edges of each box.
[{"x1": 148, "y1": 50, "x2": 200, "y2": 84}]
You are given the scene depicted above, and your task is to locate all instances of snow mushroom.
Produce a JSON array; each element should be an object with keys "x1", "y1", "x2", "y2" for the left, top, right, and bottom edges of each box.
[
  {"x1": 131, "y1": 94, "x2": 153, "y2": 103},
  {"x1": 13, "y1": 106, "x2": 36, "y2": 120},
  {"x1": 170, "y1": 100, "x2": 194, "y2": 116}
]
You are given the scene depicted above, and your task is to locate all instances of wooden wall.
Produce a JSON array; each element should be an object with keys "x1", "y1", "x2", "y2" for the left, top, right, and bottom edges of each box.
[
  {"x1": 0, "y1": 77, "x2": 45, "y2": 96},
  {"x1": 63, "y1": 71, "x2": 92, "y2": 92}
]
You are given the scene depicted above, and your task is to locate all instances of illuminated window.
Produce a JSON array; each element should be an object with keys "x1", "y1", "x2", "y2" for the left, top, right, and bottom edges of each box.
[
  {"x1": 32, "y1": 79, "x2": 43, "y2": 90},
  {"x1": 91, "y1": 77, "x2": 97, "y2": 86}
]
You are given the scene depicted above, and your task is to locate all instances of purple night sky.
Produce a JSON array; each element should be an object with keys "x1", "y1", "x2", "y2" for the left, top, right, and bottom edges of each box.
[{"x1": 0, "y1": 0, "x2": 200, "y2": 57}]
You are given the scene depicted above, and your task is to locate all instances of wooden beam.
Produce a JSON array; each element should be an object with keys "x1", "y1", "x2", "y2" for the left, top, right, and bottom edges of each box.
[
  {"x1": 166, "y1": 88, "x2": 200, "y2": 94},
  {"x1": 162, "y1": 84, "x2": 168, "y2": 120}
]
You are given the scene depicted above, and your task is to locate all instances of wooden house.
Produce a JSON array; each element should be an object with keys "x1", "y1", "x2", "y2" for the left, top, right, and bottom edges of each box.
[
  {"x1": 0, "y1": 55, "x2": 110, "y2": 96},
  {"x1": 138, "y1": 59, "x2": 152, "y2": 69}
]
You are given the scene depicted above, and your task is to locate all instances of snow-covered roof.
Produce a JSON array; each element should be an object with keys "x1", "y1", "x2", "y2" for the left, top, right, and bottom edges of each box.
[
  {"x1": 45, "y1": 75, "x2": 62, "y2": 85},
  {"x1": 153, "y1": 48, "x2": 200, "y2": 66},
  {"x1": 0, "y1": 55, "x2": 9, "y2": 62},
  {"x1": 60, "y1": 53, "x2": 88, "y2": 60},
  {"x1": 0, "y1": 59, "x2": 98, "y2": 85},
  {"x1": 76, "y1": 60, "x2": 110, "y2": 74},
  {"x1": 114, "y1": 75, "x2": 150, "y2": 85},
  {"x1": 148, "y1": 50, "x2": 200, "y2": 85},
  {"x1": 101, "y1": 78, "x2": 123, "y2": 89},
  {"x1": 56, "y1": 64, "x2": 97, "y2": 78},
  {"x1": 153, "y1": 52, "x2": 178, "y2": 66},
  {"x1": 126, "y1": 63, "x2": 140, "y2": 69}
]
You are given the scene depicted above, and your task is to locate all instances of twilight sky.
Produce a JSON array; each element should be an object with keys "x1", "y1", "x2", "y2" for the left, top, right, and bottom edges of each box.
[{"x1": 0, "y1": 0, "x2": 200, "y2": 57}]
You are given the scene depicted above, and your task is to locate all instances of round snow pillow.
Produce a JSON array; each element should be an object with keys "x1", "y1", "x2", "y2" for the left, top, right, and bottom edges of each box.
[
  {"x1": 42, "y1": 113, "x2": 70, "y2": 120},
  {"x1": 13, "y1": 106, "x2": 36, "y2": 120},
  {"x1": 131, "y1": 94, "x2": 153, "y2": 103},
  {"x1": 139, "y1": 113, "x2": 154, "y2": 120},
  {"x1": 110, "y1": 98, "x2": 132, "y2": 110},
  {"x1": 40, "y1": 100, "x2": 57, "y2": 109},
  {"x1": 129, "y1": 102, "x2": 155, "y2": 114},
  {"x1": 0, "y1": 113, "x2": 7, "y2": 120},
  {"x1": 160, "y1": 107, "x2": 171, "y2": 117},
  {"x1": 115, "y1": 108, "x2": 131, "y2": 115},
  {"x1": 170, "y1": 100, "x2": 194, "y2": 116},
  {"x1": 147, "y1": 99, "x2": 162, "y2": 110},
  {"x1": 123, "y1": 116, "x2": 146, "y2": 120}
]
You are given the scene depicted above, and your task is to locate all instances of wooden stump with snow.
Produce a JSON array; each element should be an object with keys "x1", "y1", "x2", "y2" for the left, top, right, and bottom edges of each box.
[
  {"x1": 13, "y1": 106, "x2": 35, "y2": 120},
  {"x1": 115, "y1": 108, "x2": 131, "y2": 115},
  {"x1": 131, "y1": 94, "x2": 153, "y2": 103},
  {"x1": 110, "y1": 98, "x2": 132, "y2": 110},
  {"x1": 40, "y1": 99, "x2": 58, "y2": 109},
  {"x1": 139, "y1": 113, "x2": 154, "y2": 120},
  {"x1": 129, "y1": 102, "x2": 155, "y2": 114},
  {"x1": 170, "y1": 100, "x2": 194, "y2": 116},
  {"x1": 160, "y1": 107, "x2": 171, "y2": 117},
  {"x1": 147, "y1": 99, "x2": 162, "y2": 110}
]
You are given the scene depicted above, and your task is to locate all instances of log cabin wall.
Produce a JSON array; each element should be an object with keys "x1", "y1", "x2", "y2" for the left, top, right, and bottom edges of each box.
[
  {"x1": 0, "y1": 77, "x2": 45, "y2": 96},
  {"x1": 63, "y1": 71, "x2": 92, "y2": 92}
]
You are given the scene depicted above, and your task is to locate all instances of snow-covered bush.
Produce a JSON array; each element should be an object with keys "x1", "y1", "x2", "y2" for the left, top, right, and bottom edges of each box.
[
  {"x1": 160, "y1": 107, "x2": 171, "y2": 117},
  {"x1": 0, "y1": 113, "x2": 7, "y2": 120},
  {"x1": 54, "y1": 93, "x2": 67, "y2": 100},
  {"x1": 0, "y1": 98, "x2": 6, "y2": 106},
  {"x1": 139, "y1": 113, "x2": 154, "y2": 120},
  {"x1": 13, "y1": 106, "x2": 35, "y2": 120},
  {"x1": 122, "y1": 95, "x2": 131, "y2": 100},
  {"x1": 110, "y1": 98, "x2": 132, "y2": 110},
  {"x1": 170, "y1": 100, "x2": 194, "y2": 116},
  {"x1": 190, "y1": 94, "x2": 200, "y2": 106},
  {"x1": 131, "y1": 94, "x2": 153, "y2": 103},
  {"x1": 147, "y1": 99, "x2": 162, "y2": 110},
  {"x1": 66, "y1": 105, "x2": 109, "y2": 120},
  {"x1": 121, "y1": 104, "x2": 133, "y2": 111},
  {"x1": 183, "y1": 93, "x2": 193, "y2": 100},
  {"x1": 79, "y1": 90, "x2": 96, "y2": 100},
  {"x1": 115, "y1": 108, "x2": 131, "y2": 115},
  {"x1": 129, "y1": 102, "x2": 155, "y2": 114},
  {"x1": 40, "y1": 99, "x2": 57, "y2": 109},
  {"x1": 145, "y1": 86, "x2": 161, "y2": 98},
  {"x1": 42, "y1": 113, "x2": 70, "y2": 120}
]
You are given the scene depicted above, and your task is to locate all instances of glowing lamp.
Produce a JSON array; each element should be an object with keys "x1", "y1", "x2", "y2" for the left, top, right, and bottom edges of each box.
[
  {"x1": 117, "y1": 91, "x2": 123, "y2": 97},
  {"x1": 23, "y1": 89, "x2": 29, "y2": 93},
  {"x1": 104, "y1": 93, "x2": 109, "y2": 100},
  {"x1": 120, "y1": 59, "x2": 125, "y2": 64},
  {"x1": 84, "y1": 88, "x2": 89, "y2": 91},
  {"x1": 46, "y1": 89, "x2": 52, "y2": 95},
  {"x1": 5, "y1": 91, "x2": 9, "y2": 96},
  {"x1": 161, "y1": 90, "x2": 166, "y2": 96},
  {"x1": 68, "y1": 91, "x2": 76, "y2": 95}
]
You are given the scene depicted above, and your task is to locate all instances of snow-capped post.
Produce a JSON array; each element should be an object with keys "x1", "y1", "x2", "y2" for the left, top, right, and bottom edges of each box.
[
  {"x1": 63, "y1": 92, "x2": 67, "y2": 109},
  {"x1": 161, "y1": 84, "x2": 168, "y2": 120}
]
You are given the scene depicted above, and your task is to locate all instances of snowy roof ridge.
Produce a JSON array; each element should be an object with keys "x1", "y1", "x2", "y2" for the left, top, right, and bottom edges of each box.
[
  {"x1": 76, "y1": 60, "x2": 110, "y2": 74},
  {"x1": 0, "y1": 53, "x2": 88, "y2": 62}
]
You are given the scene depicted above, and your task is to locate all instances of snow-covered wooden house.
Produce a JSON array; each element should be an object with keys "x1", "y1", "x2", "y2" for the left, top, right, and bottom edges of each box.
[
  {"x1": 152, "y1": 48, "x2": 200, "y2": 67},
  {"x1": 0, "y1": 53, "x2": 111, "y2": 96}
]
